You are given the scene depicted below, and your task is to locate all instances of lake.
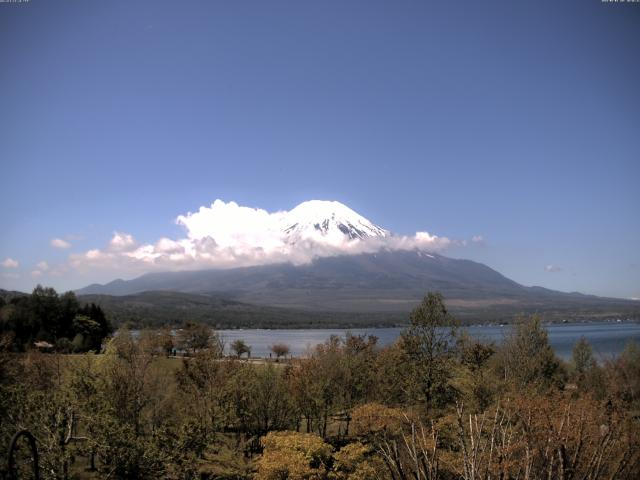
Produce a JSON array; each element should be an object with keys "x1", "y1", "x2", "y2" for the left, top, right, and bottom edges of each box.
[{"x1": 217, "y1": 322, "x2": 640, "y2": 360}]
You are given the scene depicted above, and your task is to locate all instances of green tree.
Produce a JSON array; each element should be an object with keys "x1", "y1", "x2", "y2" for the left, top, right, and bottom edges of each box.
[
  {"x1": 231, "y1": 339, "x2": 251, "y2": 359},
  {"x1": 29, "y1": 285, "x2": 64, "y2": 340},
  {"x1": 177, "y1": 322, "x2": 220, "y2": 354},
  {"x1": 496, "y1": 314, "x2": 562, "y2": 389},
  {"x1": 572, "y1": 337, "x2": 594, "y2": 378},
  {"x1": 176, "y1": 345, "x2": 230, "y2": 449},
  {"x1": 78, "y1": 302, "x2": 112, "y2": 344},
  {"x1": 71, "y1": 314, "x2": 102, "y2": 352},
  {"x1": 401, "y1": 292, "x2": 457, "y2": 410}
]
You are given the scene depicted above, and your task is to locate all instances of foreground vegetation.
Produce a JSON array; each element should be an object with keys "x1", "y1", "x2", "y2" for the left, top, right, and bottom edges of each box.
[{"x1": 1, "y1": 293, "x2": 639, "y2": 479}]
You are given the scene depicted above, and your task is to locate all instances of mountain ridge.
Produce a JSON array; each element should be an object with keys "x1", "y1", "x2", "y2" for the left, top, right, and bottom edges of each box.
[{"x1": 76, "y1": 250, "x2": 639, "y2": 321}]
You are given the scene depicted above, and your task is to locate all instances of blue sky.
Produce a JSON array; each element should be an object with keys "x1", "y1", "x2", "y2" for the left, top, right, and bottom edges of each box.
[{"x1": 1, "y1": 0, "x2": 638, "y2": 299}]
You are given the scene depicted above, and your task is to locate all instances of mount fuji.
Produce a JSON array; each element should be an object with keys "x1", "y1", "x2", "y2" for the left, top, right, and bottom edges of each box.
[
  {"x1": 280, "y1": 200, "x2": 389, "y2": 244},
  {"x1": 77, "y1": 200, "x2": 640, "y2": 325}
]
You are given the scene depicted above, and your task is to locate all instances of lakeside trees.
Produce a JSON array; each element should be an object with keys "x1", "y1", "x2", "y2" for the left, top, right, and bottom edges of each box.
[{"x1": 1, "y1": 292, "x2": 639, "y2": 479}]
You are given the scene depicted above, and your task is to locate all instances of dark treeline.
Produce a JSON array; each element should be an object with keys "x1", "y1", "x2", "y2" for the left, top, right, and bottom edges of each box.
[
  {"x1": 1, "y1": 293, "x2": 639, "y2": 479},
  {"x1": 0, "y1": 285, "x2": 112, "y2": 352},
  {"x1": 77, "y1": 291, "x2": 408, "y2": 330}
]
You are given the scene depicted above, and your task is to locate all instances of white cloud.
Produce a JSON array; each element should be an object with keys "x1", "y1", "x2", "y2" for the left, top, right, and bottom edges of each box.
[
  {"x1": 30, "y1": 261, "x2": 50, "y2": 278},
  {"x1": 68, "y1": 199, "x2": 463, "y2": 276},
  {"x1": 108, "y1": 232, "x2": 137, "y2": 252},
  {"x1": 51, "y1": 238, "x2": 72, "y2": 249},
  {"x1": 472, "y1": 235, "x2": 484, "y2": 243},
  {"x1": 1, "y1": 258, "x2": 19, "y2": 268},
  {"x1": 545, "y1": 264, "x2": 563, "y2": 273}
]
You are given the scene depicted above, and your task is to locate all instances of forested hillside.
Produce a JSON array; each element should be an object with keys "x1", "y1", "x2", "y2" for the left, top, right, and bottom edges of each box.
[{"x1": 1, "y1": 293, "x2": 638, "y2": 478}]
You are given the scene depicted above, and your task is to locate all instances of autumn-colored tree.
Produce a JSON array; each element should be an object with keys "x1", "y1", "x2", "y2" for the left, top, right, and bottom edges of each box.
[
  {"x1": 331, "y1": 441, "x2": 386, "y2": 480},
  {"x1": 603, "y1": 340, "x2": 640, "y2": 410},
  {"x1": 256, "y1": 431, "x2": 333, "y2": 480},
  {"x1": 350, "y1": 403, "x2": 405, "y2": 438},
  {"x1": 456, "y1": 331, "x2": 496, "y2": 411},
  {"x1": 271, "y1": 342, "x2": 290, "y2": 361},
  {"x1": 288, "y1": 356, "x2": 324, "y2": 434},
  {"x1": 372, "y1": 342, "x2": 412, "y2": 405}
]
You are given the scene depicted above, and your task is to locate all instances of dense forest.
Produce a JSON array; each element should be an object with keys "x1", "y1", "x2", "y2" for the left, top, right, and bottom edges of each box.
[
  {"x1": 1, "y1": 293, "x2": 639, "y2": 479},
  {"x1": 0, "y1": 286, "x2": 112, "y2": 352},
  {"x1": 76, "y1": 291, "x2": 406, "y2": 330}
]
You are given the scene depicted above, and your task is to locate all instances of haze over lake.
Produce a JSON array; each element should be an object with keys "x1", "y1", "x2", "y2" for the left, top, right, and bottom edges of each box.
[{"x1": 218, "y1": 322, "x2": 640, "y2": 360}]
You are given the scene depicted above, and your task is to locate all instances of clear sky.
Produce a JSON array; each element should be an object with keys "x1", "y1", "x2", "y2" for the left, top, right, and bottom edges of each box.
[{"x1": 1, "y1": 0, "x2": 638, "y2": 299}]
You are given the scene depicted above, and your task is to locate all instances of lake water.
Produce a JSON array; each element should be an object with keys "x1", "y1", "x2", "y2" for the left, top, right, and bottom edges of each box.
[{"x1": 217, "y1": 322, "x2": 640, "y2": 360}]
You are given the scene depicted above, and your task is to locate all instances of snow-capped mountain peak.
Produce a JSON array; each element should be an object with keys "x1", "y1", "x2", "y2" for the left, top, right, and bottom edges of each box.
[{"x1": 280, "y1": 200, "x2": 389, "y2": 244}]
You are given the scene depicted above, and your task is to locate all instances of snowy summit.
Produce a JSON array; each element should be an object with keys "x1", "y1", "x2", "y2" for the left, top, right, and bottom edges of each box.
[{"x1": 281, "y1": 200, "x2": 389, "y2": 246}]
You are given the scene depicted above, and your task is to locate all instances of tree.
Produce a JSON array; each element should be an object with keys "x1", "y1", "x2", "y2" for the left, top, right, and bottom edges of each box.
[
  {"x1": 72, "y1": 314, "x2": 102, "y2": 352},
  {"x1": 456, "y1": 331, "x2": 496, "y2": 411},
  {"x1": 401, "y1": 292, "x2": 457, "y2": 410},
  {"x1": 604, "y1": 340, "x2": 640, "y2": 408},
  {"x1": 454, "y1": 393, "x2": 640, "y2": 480},
  {"x1": 78, "y1": 302, "x2": 112, "y2": 344},
  {"x1": 177, "y1": 322, "x2": 220, "y2": 355},
  {"x1": 572, "y1": 336, "x2": 594, "y2": 374},
  {"x1": 30, "y1": 285, "x2": 65, "y2": 340},
  {"x1": 231, "y1": 339, "x2": 251, "y2": 359},
  {"x1": 248, "y1": 365, "x2": 295, "y2": 433},
  {"x1": 270, "y1": 342, "x2": 290, "y2": 361},
  {"x1": 176, "y1": 344, "x2": 231, "y2": 455},
  {"x1": 255, "y1": 431, "x2": 333, "y2": 480},
  {"x1": 496, "y1": 314, "x2": 562, "y2": 390},
  {"x1": 332, "y1": 442, "x2": 385, "y2": 480},
  {"x1": 372, "y1": 342, "x2": 412, "y2": 405},
  {"x1": 571, "y1": 335, "x2": 596, "y2": 388},
  {"x1": 158, "y1": 326, "x2": 174, "y2": 356}
]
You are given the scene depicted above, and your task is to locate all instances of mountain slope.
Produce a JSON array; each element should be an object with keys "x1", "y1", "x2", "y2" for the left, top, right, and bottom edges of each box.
[
  {"x1": 78, "y1": 250, "x2": 520, "y2": 302},
  {"x1": 77, "y1": 250, "x2": 640, "y2": 320}
]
